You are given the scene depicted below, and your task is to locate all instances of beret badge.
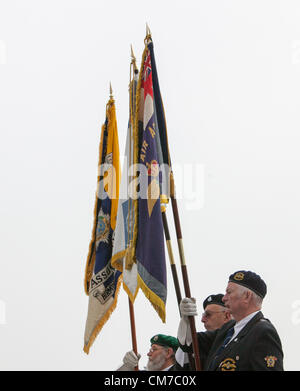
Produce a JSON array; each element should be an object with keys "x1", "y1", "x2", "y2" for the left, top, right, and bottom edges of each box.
[{"x1": 233, "y1": 272, "x2": 245, "y2": 281}]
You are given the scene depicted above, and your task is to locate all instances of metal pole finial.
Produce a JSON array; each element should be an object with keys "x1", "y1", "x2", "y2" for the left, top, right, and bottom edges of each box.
[
  {"x1": 146, "y1": 22, "x2": 151, "y2": 36},
  {"x1": 130, "y1": 44, "x2": 138, "y2": 72},
  {"x1": 109, "y1": 82, "x2": 113, "y2": 99}
]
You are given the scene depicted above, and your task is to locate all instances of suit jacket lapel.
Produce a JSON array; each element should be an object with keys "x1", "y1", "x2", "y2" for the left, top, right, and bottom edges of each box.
[
  {"x1": 231, "y1": 311, "x2": 263, "y2": 342},
  {"x1": 205, "y1": 321, "x2": 235, "y2": 370},
  {"x1": 210, "y1": 312, "x2": 264, "y2": 370}
]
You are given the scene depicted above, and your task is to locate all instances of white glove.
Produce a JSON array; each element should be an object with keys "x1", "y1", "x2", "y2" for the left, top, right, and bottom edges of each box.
[
  {"x1": 180, "y1": 297, "x2": 198, "y2": 317},
  {"x1": 177, "y1": 298, "x2": 197, "y2": 346},
  {"x1": 117, "y1": 350, "x2": 141, "y2": 371},
  {"x1": 175, "y1": 347, "x2": 190, "y2": 367},
  {"x1": 123, "y1": 350, "x2": 141, "y2": 367}
]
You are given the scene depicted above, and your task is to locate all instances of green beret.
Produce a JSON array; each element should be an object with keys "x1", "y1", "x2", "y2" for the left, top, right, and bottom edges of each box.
[{"x1": 150, "y1": 334, "x2": 179, "y2": 352}]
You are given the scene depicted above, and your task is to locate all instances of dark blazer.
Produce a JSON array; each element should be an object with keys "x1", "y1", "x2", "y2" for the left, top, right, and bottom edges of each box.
[
  {"x1": 180, "y1": 312, "x2": 284, "y2": 371},
  {"x1": 167, "y1": 362, "x2": 184, "y2": 371}
]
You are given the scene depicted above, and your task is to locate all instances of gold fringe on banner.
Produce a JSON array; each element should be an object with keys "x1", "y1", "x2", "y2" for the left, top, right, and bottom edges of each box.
[
  {"x1": 83, "y1": 96, "x2": 121, "y2": 354},
  {"x1": 83, "y1": 275, "x2": 123, "y2": 354},
  {"x1": 137, "y1": 274, "x2": 166, "y2": 323}
]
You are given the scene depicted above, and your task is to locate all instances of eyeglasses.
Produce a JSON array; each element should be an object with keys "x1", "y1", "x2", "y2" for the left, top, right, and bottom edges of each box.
[
  {"x1": 148, "y1": 347, "x2": 167, "y2": 354},
  {"x1": 202, "y1": 310, "x2": 226, "y2": 318}
]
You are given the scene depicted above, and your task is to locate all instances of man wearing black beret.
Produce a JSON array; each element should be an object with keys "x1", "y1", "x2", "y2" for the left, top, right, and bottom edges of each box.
[
  {"x1": 201, "y1": 293, "x2": 232, "y2": 331},
  {"x1": 176, "y1": 293, "x2": 233, "y2": 368},
  {"x1": 178, "y1": 270, "x2": 284, "y2": 371}
]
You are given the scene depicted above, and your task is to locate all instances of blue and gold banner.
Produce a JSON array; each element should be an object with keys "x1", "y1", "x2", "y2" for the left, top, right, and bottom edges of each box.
[
  {"x1": 83, "y1": 97, "x2": 121, "y2": 354},
  {"x1": 135, "y1": 43, "x2": 167, "y2": 322}
]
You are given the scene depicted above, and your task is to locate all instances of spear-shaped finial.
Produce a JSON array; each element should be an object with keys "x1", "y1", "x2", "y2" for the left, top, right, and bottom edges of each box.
[
  {"x1": 146, "y1": 22, "x2": 151, "y2": 36},
  {"x1": 109, "y1": 82, "x2": 113, "y2": 99},
  {"x1": 130, "y1": 44, "x2": 136, "y2": 61},
  {"x1": 145, "y1": 23, "x2": 152, "y2": 44},
  {"x1": 130, "y1": 44, "x2": 138, "y2": 72}
]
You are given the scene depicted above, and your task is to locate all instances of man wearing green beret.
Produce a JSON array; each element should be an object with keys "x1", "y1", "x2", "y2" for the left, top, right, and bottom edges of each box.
[{"x1": 117, "y1": 334, "x2": 183, "y2": 371}]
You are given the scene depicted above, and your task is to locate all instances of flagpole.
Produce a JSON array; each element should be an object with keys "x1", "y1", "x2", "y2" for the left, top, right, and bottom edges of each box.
[
  {"x1": 161, "y1": 204, "x2": 182, "y2": 311},
  {"x1": 169, "y1": 174, "x2": 202, "y2": 371},
  {"x1": 128, "y1": 51, "x2": 139, "y2": 371},
  {"x1": 128, "y1": 298, "x2": 139, "y2": 371},
  {"x1": 161, "y1": 203, "x2": 196, "y2": 371}
]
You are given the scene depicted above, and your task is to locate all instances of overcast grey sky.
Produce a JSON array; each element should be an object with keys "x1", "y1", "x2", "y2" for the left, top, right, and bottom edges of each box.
[{"x1": 0, "y1": 0, "x2": 300, "y2": 371}]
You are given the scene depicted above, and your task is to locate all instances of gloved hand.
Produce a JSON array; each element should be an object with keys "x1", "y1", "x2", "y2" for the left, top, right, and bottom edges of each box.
[
  {"x1": 180, "y1": 297, "x2": 198, "y2": 317},
  {"x1": 117, "y1": 350, "x2": 141, "y2": 371},
  {"x1": 123, "y1": 350, "x2": 141, "y2": 367},
  {"x1": 177, "y1": 298, "x2": 198, "y2": 346}
]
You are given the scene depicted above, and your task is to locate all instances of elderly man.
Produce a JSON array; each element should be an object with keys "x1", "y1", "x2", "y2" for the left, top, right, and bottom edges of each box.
[
  {"x1": 201, "y1": 293, "x2": 232, "y2": 331},
  {"x1": 175, "y1": 293, "x2": 232, "y2": 368},
  {"x1": 118, "y1": 334, "x2": 183, "y2": 371},
  {"x1": 178, "y1": 270, "x2": 284, "y2": 371}
]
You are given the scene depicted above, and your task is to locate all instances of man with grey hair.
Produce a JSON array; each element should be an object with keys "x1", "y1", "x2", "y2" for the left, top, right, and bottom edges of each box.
[
  {"x1": 176, "y1": 293, "x2": 232, "y2": 369},
  {"x1": 201, "y1": 293, "x2": 232, "y2": 331},
  {"x1": 178, "y1": 270, "x2": 284, "y2": 371}
]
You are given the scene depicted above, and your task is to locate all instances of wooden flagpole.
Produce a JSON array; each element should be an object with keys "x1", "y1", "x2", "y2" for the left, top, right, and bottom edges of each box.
[
  {"x1": 161, "y1": 203, "x2": 195, "y2": 370},
  {"x1": 169, "y1": 173, "x2": 202, "y2": 371},
  {"x1": 128, "y1": 298, "x2": 139, "y2": 371},
  {"x1": 127, "y1": 50, "x2": 139, "y2": 371},
  {"x1": 161, "y1": 204, "x2": 182, "y2": 310}
]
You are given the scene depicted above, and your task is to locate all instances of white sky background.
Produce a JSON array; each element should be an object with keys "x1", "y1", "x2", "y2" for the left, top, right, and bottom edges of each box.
[{"x1": 0, "y1": 0, "x2": 300, "y2": 371}]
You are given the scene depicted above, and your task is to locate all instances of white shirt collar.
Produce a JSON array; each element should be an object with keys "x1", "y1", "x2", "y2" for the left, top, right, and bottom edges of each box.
[
  {"x1": 228, "y1": 310, "x2": 260, "y2": 344},
  {"x1": 162, "y1": 364, "x2": 174, "y2": 371}
]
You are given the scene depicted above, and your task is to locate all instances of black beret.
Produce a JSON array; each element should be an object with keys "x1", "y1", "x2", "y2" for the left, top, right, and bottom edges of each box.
[
  {"x1": 150, "y1": 334, "x2": 179, "y2": 352},
  {"x1": 229, "y1": 270, "x2": 267, "y2": 299},
  {"x1": 203, "y1": 294, "x2": 226, "y2": 310}
]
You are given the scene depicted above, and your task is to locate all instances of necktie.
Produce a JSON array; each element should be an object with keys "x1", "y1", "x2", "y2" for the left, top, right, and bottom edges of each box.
[{"x1": 208, "y1": 327, "x2": 234, "y2": 370}]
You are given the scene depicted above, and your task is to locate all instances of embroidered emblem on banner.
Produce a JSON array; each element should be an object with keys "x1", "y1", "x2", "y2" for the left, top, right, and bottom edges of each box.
[
  {"x1": 220, "y1": 358, "x2": 237, "y2": 371},
  {"x1": 264, "y1": 356, "x2": 277, "y2": 368},
  {"x1": 96, "y1": 209, "x2": 110, "y2": 248},
  {"x1": 89, "y1": 265, "x2": 115, "y2": 304},
  {"x1": 103, "y1": 153, "x2": 114, "y2": 199},
  {"x1": 147, "y1": 160, "x2": 160, "y2": 217}
]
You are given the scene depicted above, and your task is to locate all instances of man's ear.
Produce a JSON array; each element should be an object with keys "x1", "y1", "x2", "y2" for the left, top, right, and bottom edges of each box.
[
  {"x1": 225, "y1": 310, "x2": 232, "y2": 321},
  {"x1": 166, "y1": 348, "x2": 174, "y2": 359},
  {"x1": 244, "y1": 290, "x2": 252, "y2": 303}
]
